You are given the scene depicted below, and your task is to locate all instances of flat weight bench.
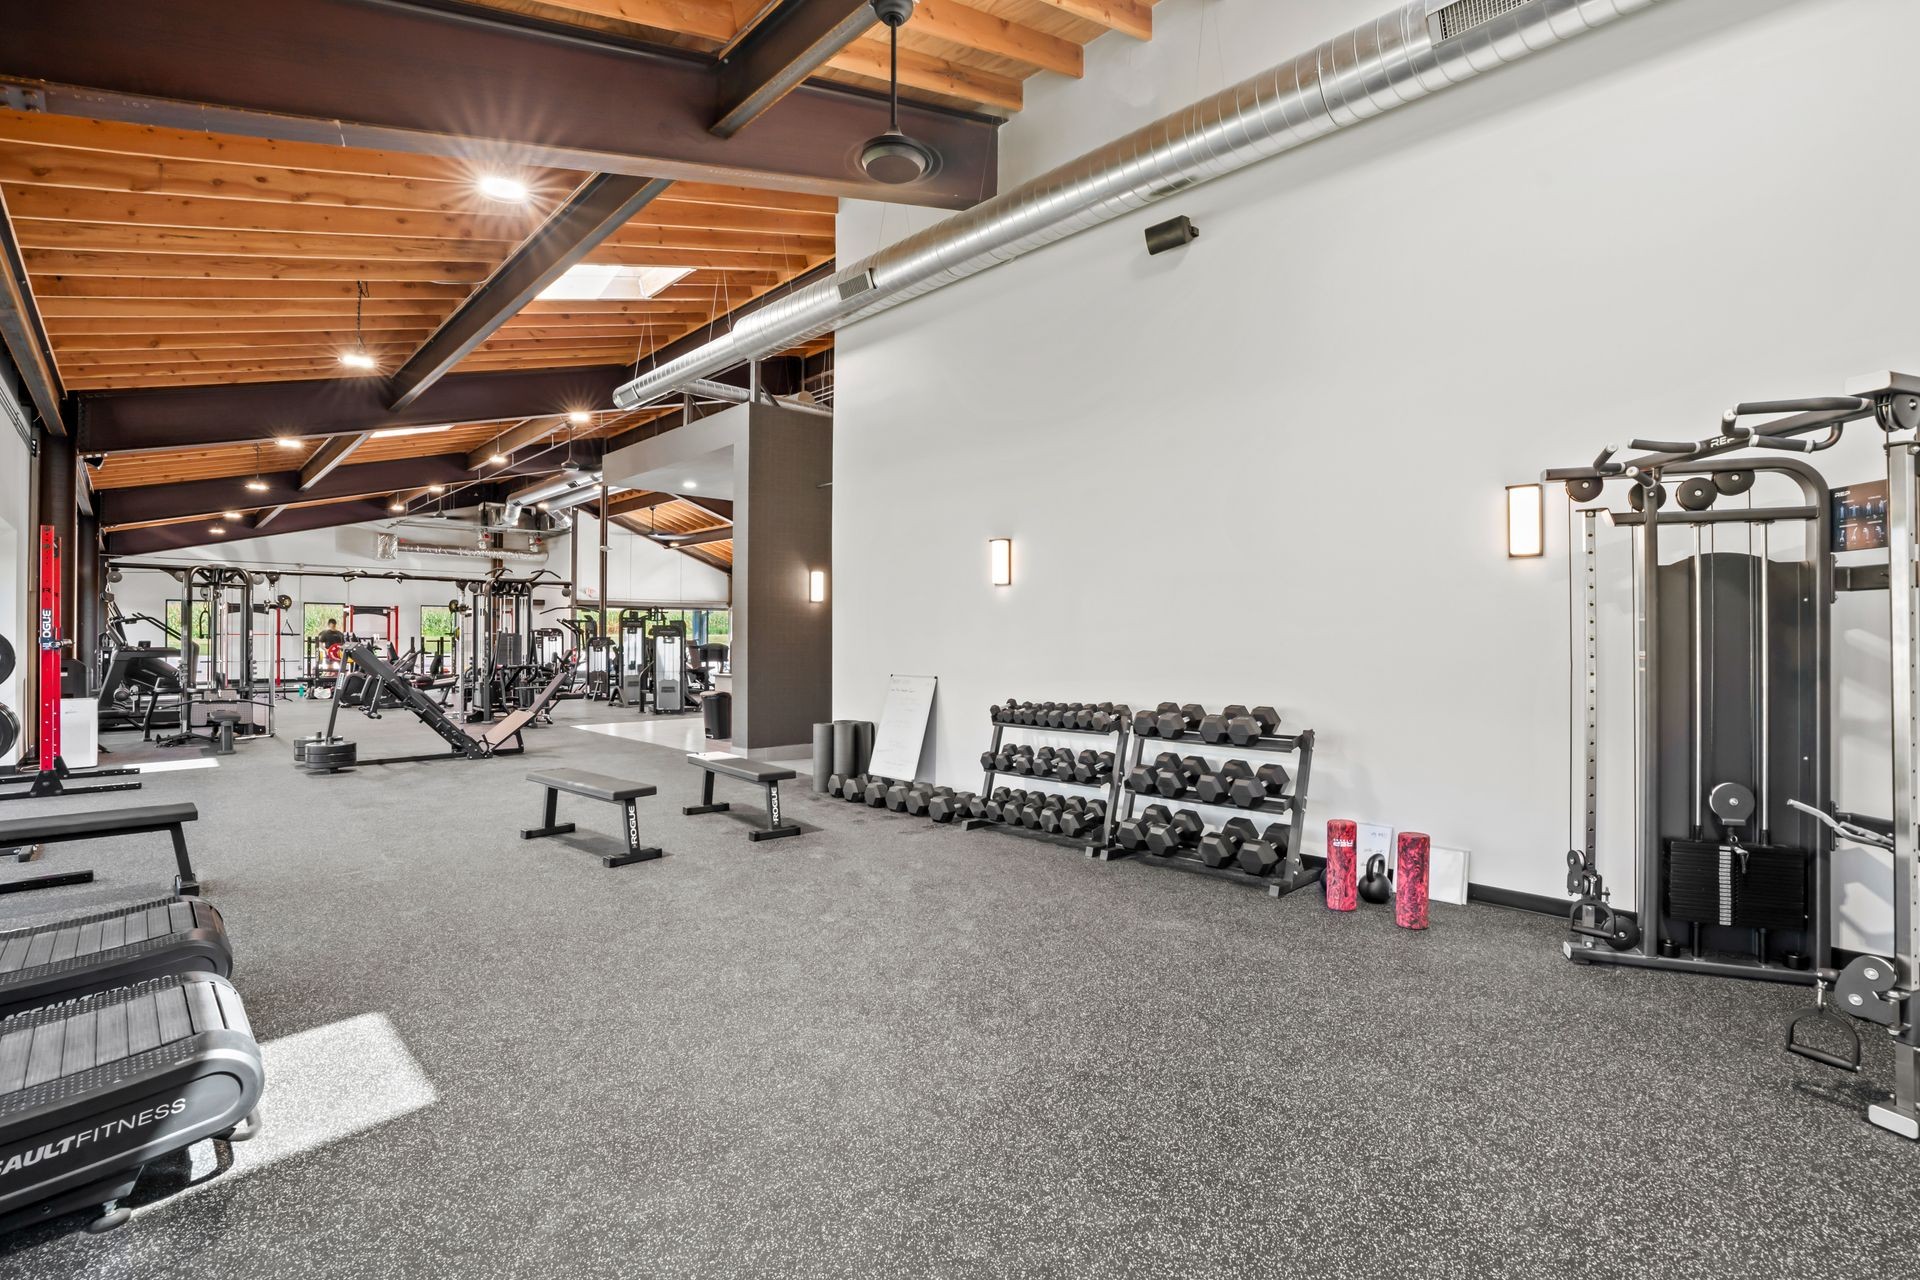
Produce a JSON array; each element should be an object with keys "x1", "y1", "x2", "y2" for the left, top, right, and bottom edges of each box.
[
  {"x1": 0, "y1": 804, "x2": 202, "y2": 897},
  {"x1": 683, "y1": 754, "x2": 802, "y2": 842},
  {"x1": 521, "y1": 770, "x2": 662, "y2": 868}
]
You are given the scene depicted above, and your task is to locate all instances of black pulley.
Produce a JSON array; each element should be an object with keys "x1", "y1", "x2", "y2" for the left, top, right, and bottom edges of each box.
[
  {"x1": 1714, "y1": 470, "x2": 1755, "y2": 496},
  {"x1": 0, "y1": 634, "x2": 12, "y2": 685},
  {"x1": 1565, "y1": 477, "x2": 1603, "y2": 503},
  {"x1": 1676, "y1": 478, "x2": 1717, "y2": 512},
  {"x1": 1627, "y1": 481, "x2": 1667, "y2": 512}
]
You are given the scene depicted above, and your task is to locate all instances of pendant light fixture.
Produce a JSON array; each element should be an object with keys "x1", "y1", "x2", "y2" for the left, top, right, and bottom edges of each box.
[
  {"x1": 340, "y1": 280, "x2": 376, "y2": 369},
  {"x1": 245, "y1": 443, "x2": 269, "y2": 493},
  {"x1": 859, "y1": 0, "x2": 934, "y2": 185}
]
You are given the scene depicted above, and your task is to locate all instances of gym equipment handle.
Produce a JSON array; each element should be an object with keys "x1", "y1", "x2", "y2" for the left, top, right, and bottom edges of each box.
[
  {"x1": 1784, "y1": 1008, "x2": 1862, "y2": 1073},
  {"x1": 1629, "y1": 438, "x2": 1702, "y2": 456}
]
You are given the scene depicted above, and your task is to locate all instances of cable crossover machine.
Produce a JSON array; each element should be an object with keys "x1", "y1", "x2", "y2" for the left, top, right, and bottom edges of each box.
[{"x1": 1545, "y1": 370, "x2": 1920, "y2": 1141}]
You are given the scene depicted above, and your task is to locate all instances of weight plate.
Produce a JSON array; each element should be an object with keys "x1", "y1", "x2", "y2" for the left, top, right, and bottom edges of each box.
[
  {"x1": 0, "y1": 705, "x2": 17, "y2": 758},
  {"x1": 0, "y1": 634, "x2": 12, "y2": 685},
  {"x1": 1713, "y1": 469, "x2": 1755, "y2": 496},
  {"x1": 1565, "y1": 477, "x2": 1603, "y2": 504}
]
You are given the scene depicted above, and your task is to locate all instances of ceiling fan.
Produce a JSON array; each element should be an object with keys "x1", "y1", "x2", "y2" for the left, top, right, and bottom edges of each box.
[{"x1": 859, "y1": 0, "x2": 935, "y2": 184}]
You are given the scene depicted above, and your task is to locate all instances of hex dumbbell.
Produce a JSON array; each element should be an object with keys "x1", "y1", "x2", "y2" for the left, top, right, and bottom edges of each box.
[
  {"x1": 1198, "y1": 817, "x2": 1260, "y2": 868},
  {"x1": 1154, "y1": 703, "x2": 1205, "y2": 739},
  {"x1": 1133, "y1": 702, "x2": 1180, "y2": 737},
  {"x1": 1226, "y1": 706, "x2": 1282, "y2": 746},
  {"x1": 1197, "y1": 705, "x2": 1250, "y2": 745},
  {"x1": 1144, "y1": 809, "x2": 1206, "y2": 857},
  {"x1": 1059, "y1": 799, "x2": 1109, "y2": 841},
  {"x1": 864, "y1": 778, "x2": 893, "y2": 807},
  {"x1": 1236, "y1": 823, "x2": 1289, "y2": 876},
  {"x1": 840, "y1": 774, "x2": 870, "y2": 801},
  {"x1": 1226, "y1": 763, "x2": 1291, "y2": 810},
  {"x1": 1114, "y1": 803, "x2": 1173, "y2": 852},
  {"x1": 929, "y1": 790, "x2": 975, "y2": 823},
  {"x1": 1196, "y1": 760, "x2": 1254, "y2": 806},
  {"x1": 1154, "y1": 755, "x2": 1208, "y2": 799},
  {"x1": 1089, "y1": 703, "x2": 1132, "y2": 733},
  {"x1": 1073, "y1": 751, "x2": 1115, "y2": 784}
]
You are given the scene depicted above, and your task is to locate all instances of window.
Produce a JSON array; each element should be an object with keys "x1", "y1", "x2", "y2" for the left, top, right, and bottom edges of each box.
[
  {"x1": 304, "y1": 603, "x2": 345, "y2": 642},
  {"x1": 166, "y1": 600, "x2": 212, "y2": 644},
  {"x1": 420, "y1": 605, "x2": 458, "y2": 643}
]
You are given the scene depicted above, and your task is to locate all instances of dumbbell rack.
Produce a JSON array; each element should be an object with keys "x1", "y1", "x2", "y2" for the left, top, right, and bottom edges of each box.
[
  {"x1": 964, "y1": 713, "x2": 1129, "y2": 852},
  {"x1": 1093, "y1": 723, "x2": 1320, "y2": 898}
]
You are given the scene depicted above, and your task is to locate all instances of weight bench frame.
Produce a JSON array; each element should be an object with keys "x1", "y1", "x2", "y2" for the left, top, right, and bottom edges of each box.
[
  {"x1": 0, "y1": 807, "x2": 201, "y2": 896},
  {"x1": 521, "y1": 774, "x2": 661, "y2": 868},
  {"x1": 683, "y1": 762, "x2": 802, "y2": 842}
]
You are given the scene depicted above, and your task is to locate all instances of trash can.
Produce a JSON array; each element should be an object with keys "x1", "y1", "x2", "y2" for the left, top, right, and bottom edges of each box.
[{"x1": 704, "y1": 691, "x2": 733, "y2": 740}]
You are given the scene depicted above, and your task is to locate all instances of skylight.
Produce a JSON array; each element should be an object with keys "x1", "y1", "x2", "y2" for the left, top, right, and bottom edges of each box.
[
  {"x1": 369, "y1": 425, "x2": 454, "y2": 440},
  {"x1": 536, "y1": 264, "x2": 693, "y2": 302}
]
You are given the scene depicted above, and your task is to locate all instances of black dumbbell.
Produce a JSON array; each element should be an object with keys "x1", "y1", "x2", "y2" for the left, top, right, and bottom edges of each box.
[
  {"x1": 826, "y1": 773, "x2": 847, "y2": 796},
  {"x1": 1236, "y1": 823, "x2": 1289, "y2": 876},
  {"x1": 930, "y1": 790, "x2": 974, "y2": 823},
  {"x1": 968, "y1": 789, "x2": 1006, "y2": 820},
  {"x1": 1197, "y1": 705, "x2": 1249, "y2": 745},
  {"x1": 980, "y1": 747, "x2": 1004, "y2": 772},
  {"x1": 1021, "y1": 794, "x2": 1066, "y2": 830},
  {"x1": 841, "y1": 774, "x2": 870, "y2": 801},
  {"x1": 1051, "y1": 750, "x2": 1078, "y2": 782},
  {"x1": 1008, "y1": 747, "x2": 1036, "y2": 776},
  {"x1": 1226, "y1": 706, "x2": 1281, "y2": 746},
  {"x1": 1114, "y1": 803, "x2": 1173, "y2": 852},
  {"x1": 904, "y1": 785, "x2": 947, "y2": 817},
  {"x1": 1227, "y1": 762, "x2": 1291, "y2": 810},
  {"x1": 1144, "y1": 809, "x2": 1206, "y2": 857},
  {"x1": 885, "y1": 781, "x2": 914, "y2": 811},
  {"x1": 1012, "y1": 702, "x2": 1038, "y2": 725},
  {"x1": 1154, "y1": 754, "x2": 1207, "y2": 799},
  {"x1": 1154, "y1": 703, "x2": 1205, "y2": 739},
  {"x1": 1059, "y1": 799, "x2": 1109, "y2": 840},
  {"x1": 1197, "y1": 817, "x2": 1260, "y2": 868},
  {"x1": 1040, "y1": 796, "x2": 1085, "y2": 834},
  {"x1": 1133, "y1": 702, "x2": 1179, "y2": 737},
  {"x1": 1126, "y1": 761, "x2": 1162, "y2": 794},
  {"x1": 991, "y1": 700, "x2": 1018, "y2": 724},
  {"x1": 1196, "y1": 760, "x2": 1254, "y2": 806},
  {"x1": 984, "y1": 788, "x2": 1024, "y2": 823},
  {"x1": 1073, "y1": 751, "x2": 1115, "y2": 784},
  {"x1": 864, "y1": 778, "x2": 893, "y2": 807},
  {"x1": 1089, "y1": 703, "x2": 1131, "y2": 733}
]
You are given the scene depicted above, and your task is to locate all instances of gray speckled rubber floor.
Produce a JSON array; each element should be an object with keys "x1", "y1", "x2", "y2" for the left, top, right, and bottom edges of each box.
[{"x1": 2, "y1": 698, "x2": 1916, "y2": 1278}]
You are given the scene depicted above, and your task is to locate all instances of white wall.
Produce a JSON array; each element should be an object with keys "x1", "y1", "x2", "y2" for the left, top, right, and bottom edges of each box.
[
  {"x1": 0, "y1": 382, "x2": 29, "y2": 764},
  {"x1": 566, "y1": 513, "x2": 730, "y2": 608},
  {"x1": 831, "y1": 0, "x2": 1917, "y2": 937}
]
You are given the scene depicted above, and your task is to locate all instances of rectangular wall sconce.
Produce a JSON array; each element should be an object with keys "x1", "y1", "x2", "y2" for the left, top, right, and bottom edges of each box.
[
  {"x1": 1506, "y1": 483, "x2": 1544, "y2": 558},
  {"x1": 989, "y1": 538, "x2": 1013, "y2": 587},
  {"x1": 808, "y1": 569, "x2": 827, "y2": 603}
]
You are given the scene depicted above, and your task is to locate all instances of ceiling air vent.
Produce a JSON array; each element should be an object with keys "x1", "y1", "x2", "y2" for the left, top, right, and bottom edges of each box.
[{"x1": 1428, "y1": 0, "x2": 1534, "y2": 42}]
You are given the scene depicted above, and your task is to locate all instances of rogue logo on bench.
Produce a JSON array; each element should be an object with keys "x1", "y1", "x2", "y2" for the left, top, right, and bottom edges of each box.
[{"x1": 0, "y1": 1097, "x2": 186, "y2": 1182}]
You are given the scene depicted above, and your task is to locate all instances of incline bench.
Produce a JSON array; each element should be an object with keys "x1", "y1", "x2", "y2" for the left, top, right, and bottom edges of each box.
[
  {"x1": 0, "y1": 803, "x2": 202, "y2": 896},
  {"x1": 521, "y1": 770, "x2": 661, "y2": 867},
  {"x1": 684, "y1": 754, "x2": 802, "y2": 841}
]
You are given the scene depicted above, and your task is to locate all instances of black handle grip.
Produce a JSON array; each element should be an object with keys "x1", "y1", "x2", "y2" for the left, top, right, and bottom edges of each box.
[
  {"x1": 1630, "y1": 438, "x2": 1700, "y2": 455},
  {"x1": 1784, "y1": 1009, "x2": 1862, "y2": 1072},
  {"x1": 1730, "y1": 397, "x2": 1870, "y2": 419}
]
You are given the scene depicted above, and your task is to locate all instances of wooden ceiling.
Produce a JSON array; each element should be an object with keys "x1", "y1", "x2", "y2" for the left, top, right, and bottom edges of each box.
[
  {"x1": 3, "y1": 0, "x2": 1163, "y2": 561},
  {"x1": 481, "y1": 0, "x2": 1162, "y2": 114}
]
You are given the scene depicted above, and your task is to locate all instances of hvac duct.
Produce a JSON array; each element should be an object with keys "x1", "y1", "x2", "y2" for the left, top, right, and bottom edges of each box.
[
  {"x1": 682, "y1": 379, "x2": 834, "y2": 417},
  {"x1": 388, "y1": 539, "x2": 548, "y2": 563},
  {"x1": 614, "y1": 0, "x2": 1662, "y2": 411}
]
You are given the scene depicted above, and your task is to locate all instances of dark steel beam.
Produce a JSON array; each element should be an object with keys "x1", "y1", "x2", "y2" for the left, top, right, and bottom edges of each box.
[
  {"x1": 387, "y1": 176, "x2": 674, "y2": 410},
  {"x1": 74, "y1": 363, "x2": 634, "y2": 455},
  {"x1": 0, "y1": 186, "x2": 64, "y2": 434},
  {"x1": 100, "y1": 454, "x2": 475, "y2": 529},
  {"x1": 1, "y1": 0, "x2": 997, "y2": 209},
  {"x1": 108, "y1": 497, "x2": 396, "y2": 557},
  {"x1": 300, "y1": 434, "x2": 365, "y2": 489},
  {"x1": 713, "y1": 0, "x2": 876, "y2": 139},
  {"x1": 464, "y1": 417, "x2": 551, "y2": 471}
]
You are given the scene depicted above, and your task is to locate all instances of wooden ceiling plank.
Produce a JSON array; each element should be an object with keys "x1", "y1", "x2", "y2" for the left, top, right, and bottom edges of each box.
[
  {"x1": 828, "y1": 38, "x2": 1024, "y2": 110},
  {"x1": 906, "y1": 1, "x2": 1083, "y2": 78},
  {"x1": 1, "y1": 186, "x2": 548, "y2": 242},
  {"x1": 11, "y1": 220, "x2": 518, "y2": 259},
  {"x1": 1019, "y1": 0, "x2": 1150, "y2": 40},
  {"x1": 25, "y1": 252, "x2": 494, "y2": 283},
  {"x1": 38, "y1": 297, "x2": 458, "y2": 318},
  {"x1": 36, "y1": 277, "x2": 476, "y2": 301},
  {"x1": 44, "y1": 314, "x2": 455, "y2": 335},
  {"x1": 53, "y1": 329, "x2": 437, "y2": 352}
]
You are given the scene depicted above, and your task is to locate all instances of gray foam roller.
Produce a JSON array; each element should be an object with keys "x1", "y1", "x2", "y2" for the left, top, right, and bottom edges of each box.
[
  {"x1": 812, "y1": 723, "x2": 834, "y2": 792},
  {"x1": 832, "y1": 720, "x2": 858, "y2": 778}
]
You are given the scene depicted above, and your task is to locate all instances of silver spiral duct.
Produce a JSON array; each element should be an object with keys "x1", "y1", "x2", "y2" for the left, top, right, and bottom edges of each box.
[{"x1": 614, "y1": 0, "x2": 1662, "y2": 411}]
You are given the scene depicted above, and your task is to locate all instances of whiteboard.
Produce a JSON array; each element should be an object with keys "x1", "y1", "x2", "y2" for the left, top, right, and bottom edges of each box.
[{"x1": 867, "y1": 674, "x2": 938, "y2": 781}]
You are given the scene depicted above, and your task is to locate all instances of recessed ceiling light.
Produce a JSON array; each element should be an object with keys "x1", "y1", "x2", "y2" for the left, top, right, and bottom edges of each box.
[
  {"x1": 683, "y1": 480, "x2": 699, "y2": 490},
  {"x1": 222, "y1": 510, "x2": 243, "y2": 520},
  {"x1": 478, "y1": 174, "x2": 529, "y2": 202},
  {"x1": 568, "y1": 411, "x2": 592, "y2": 424},
  {"x1": 488, "y1": 453, "x2": 508, "y2": 466},
  {"x1": 389, "y1": 499, "x2": 406, "y2": 513},
  {"x1": 209, "y1": 525, "x2": 227, "y2": 535},
  {"x1": 276, "y1": 436, "x2": 302, "y2": 449},
  {"x1": 245, "y1": 479, "x2": 269, "y2": 492},
  {"x1": 340, "y1": 351, "x2": 377, "y2": 370}
]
